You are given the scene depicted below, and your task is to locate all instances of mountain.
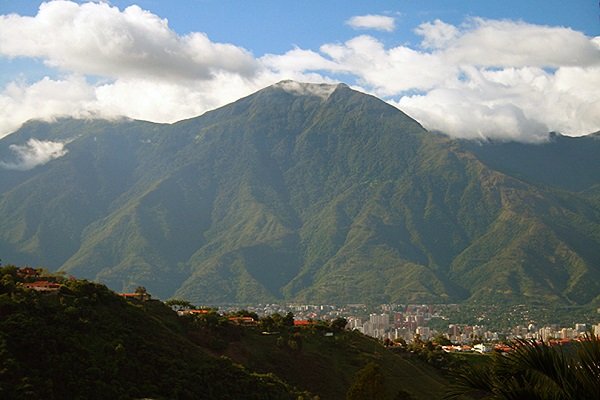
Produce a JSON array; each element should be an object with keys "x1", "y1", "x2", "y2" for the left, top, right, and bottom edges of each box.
[{"x1": 1, "y1": 80, "x2": 599, "y2": 305}]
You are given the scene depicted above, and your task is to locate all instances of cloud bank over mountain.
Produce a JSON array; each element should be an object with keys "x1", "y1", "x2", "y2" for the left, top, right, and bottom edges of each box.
[
  {"x1": 0, "y1": 138, "x2": 68, "y2": 170},
  {"x1": 0, "y1": 1, "x2": 598, "y2": 142}
]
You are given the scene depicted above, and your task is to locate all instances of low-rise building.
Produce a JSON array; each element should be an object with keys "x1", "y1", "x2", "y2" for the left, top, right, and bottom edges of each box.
[{"x1": 23, "y1": 281, "x2": 61, "y2": 292}]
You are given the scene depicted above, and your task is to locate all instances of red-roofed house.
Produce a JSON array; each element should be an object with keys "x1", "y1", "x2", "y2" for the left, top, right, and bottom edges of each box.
[
  {"x1": 293, "y1": 320, "x2": 315, "y2": 327},
  {"x1": 119, "y1": 292, "x2": 150, "y2": 301},
  {"x1": 17, "y1": 267, "x2": 39, "y2": 278},
  {"x1": 23, "y1": 281, "x2": 61, "y2": 292}
]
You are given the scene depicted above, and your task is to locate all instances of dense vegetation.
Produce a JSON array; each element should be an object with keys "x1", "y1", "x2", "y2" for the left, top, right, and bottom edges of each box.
[
  {"x1": 7, "y1": 267, "x2": 595, "y2": 399},
  {"x1": 161, "y1": 299, "x2": 448, "y2": 399},
  {"x1": 1, "y1": 81, "x2": 599, "y2": 305},
  {"x1": 0, "y1": 266, "x2": 309, "y2": 399},
  {"x1": 212, "y1": 318, "x2": 448, "y2": 399},
  {"x1": 430, "y1": 303, "x2": 600, "y2": 333},
  {"x1": 446, "y1": 336, "x2": 600, "y2": 399},
  {"x1": 0, "y1": 265, "x2": 450, "y2": 399}
]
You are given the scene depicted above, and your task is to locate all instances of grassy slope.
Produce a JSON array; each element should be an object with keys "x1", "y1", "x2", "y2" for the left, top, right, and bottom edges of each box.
[{"x1": 219, "y1": 328, "x2": 448, "y2": 400}]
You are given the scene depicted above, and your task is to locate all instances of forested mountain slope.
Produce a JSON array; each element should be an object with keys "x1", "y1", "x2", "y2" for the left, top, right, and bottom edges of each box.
[{"x1": 1, "y1": 81, "x2": 599, "y2": 304}]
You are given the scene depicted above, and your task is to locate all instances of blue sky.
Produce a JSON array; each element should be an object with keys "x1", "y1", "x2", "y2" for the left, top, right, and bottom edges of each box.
[
  {"x1": 2, "y1": 1, "x2": 596, "y2": 55},
  {"x1": 0, "y1": 0, "x2": 598, "y2": 141}
]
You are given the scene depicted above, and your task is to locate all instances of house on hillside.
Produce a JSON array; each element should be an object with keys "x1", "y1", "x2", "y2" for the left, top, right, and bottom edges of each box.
[
  {"x1": 228, "y1": 316, "x2": 257, "y2": 326},
  {"x1": 17, "y1": 267, "x2": 40, "y2": 279},
  {"x1": 293, "y1": 320, "x2": 315, "y2": 327},
  {"x1": 177, "y1": 309, "x2": 211, "y2": 316},
  {"x1": 23, "y1": 281, "x2": 61, "y2": 292},
  {"x1": 120, "y1": 287, "x2": 151, "y2": 301},
  {"x1": 119, "y1": 292, "x2": 151, "y2": 301},
  {"x1": 473, "y1": 343, "x2": 492, "y2": 353}
]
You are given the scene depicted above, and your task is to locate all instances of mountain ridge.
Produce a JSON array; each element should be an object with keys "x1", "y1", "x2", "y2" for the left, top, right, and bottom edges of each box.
[{"x1": 1, "y1": 81, "x2": 599, "y2": 305}]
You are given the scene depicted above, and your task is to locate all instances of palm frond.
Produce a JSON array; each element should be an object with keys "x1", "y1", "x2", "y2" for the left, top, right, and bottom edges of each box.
[
  {"x1": 444, "y1": 364, "x2": 497, "y2": 399},
  {"x1": 499, "y1": 339, "x2": 573, "y2": 398},
  {"x1": 571, "y1": 334, "x2": 600, "y2": 399},
  {"x1": 445, "y1": 336, "x2": 600, "y2": 400}
]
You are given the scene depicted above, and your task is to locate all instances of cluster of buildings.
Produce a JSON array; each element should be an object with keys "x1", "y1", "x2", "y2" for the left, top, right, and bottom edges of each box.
[
  {"x1": 346, "y1": 304, "x2": 446, "y2": 342},
  {"x1": 15, "y1": 267, "x2": 64, "y2": 292},
  {"x1": 511, "y1": 322, "x2": 600, "y2": 341},
  {"x1": 347, "y1": 308, "x2": 600, "y2": 346},
  {"x1": 218, "y1": 302, "x2": 600, "y2": 347}
]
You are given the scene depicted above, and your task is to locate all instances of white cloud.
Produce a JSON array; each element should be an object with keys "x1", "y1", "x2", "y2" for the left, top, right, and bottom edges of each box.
[
  {"x1": 0, "y1": 2, "x2": 598, "y2": 142},
  {"x1": 392, "y1": 19, "x2": 600, "y2": 141},
  {"x1": 441, "y1": 18, "x2": 600, "y2": 68},
  {"x1": 0, "y1": 138, "x2": 68, "y2": 170},
  {"x1": 261, "y1": 48, "x2": 342, "y2": 76},
  {"x1": 0, "y1": 1, "x2": 258, "y2": 81},
  {"x1": 319, "y1": 35, "x2": 456, "y2": 95},
  {"x1": 275, "y1": 80, "x2": 338, "y2": 100},
  {"x1": 278, "y1": 18, "x2": 600, "y2": 141},
  {"x1": 346, "y1": 14, "x2": 395, "y2": 32},
  {"x1": 94, "y1": 73, "x2": 271, "y2": 123},
  {"x1": 0, "y1": 75, "x2": 103, "y2": 136},
  {"x1": 394, "y1": 65, "x2": 600, "y2": 141},
  {"x1": 415, "y1": 19, "x2": 459, "y2": 49}
]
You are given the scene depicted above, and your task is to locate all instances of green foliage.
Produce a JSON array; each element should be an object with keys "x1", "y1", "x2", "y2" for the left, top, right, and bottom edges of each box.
[
  {"x1": 330, "y1": 317, "x2": 348, "y2": 331},
  {"x1": 1, "y1": 266, "x2": 450, "y2": 399},
  {"x1": 259, "y1": 312, "x2": 294, "y2": 332},
  {"x1": 346, "y1": 362, "x2": 386, "y2": 400},
  {"x1": 433, "y1": 333, "x2": 452, "y2": 346},
  {"x1": 393, "y1": 339, "x2": 459, "y2": 371},
  {"x1": 445, "y1": 336, "x2": 600, "y2": 400},
  {"x1": 164, "y1": 298, "x2": 196, "y2": 310},
  {"x1": 0, "y1": 272, "x2": 307, "y2": 399},
  {"x1": 211, "y1": 325, "x2": 447, "y2": 400},
  {"x1": 229, "y1": 308, "x2": 260, "y2": 321}
]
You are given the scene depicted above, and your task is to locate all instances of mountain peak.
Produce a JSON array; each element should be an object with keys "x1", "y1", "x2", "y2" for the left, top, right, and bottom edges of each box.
[
  {"x1": 273, "y1": 80, "x2": 344, "y2": 100},
  {"x1": 3, "y1": 79, "x2": 600, "y2": 306}
]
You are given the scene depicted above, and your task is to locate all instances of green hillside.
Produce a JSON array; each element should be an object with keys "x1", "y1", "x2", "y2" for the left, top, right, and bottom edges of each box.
[
  {"x1": 217, "y1": 325, "x2": 447, "y2": 400},
  {"x1": 0, "y1": 266, "x2": 448, "y2": 399},
  {"x1": 1, "y1": 81, "x2": 599, "y2": 305},
  {"x1": 0, "y1": 266, "x2": 309, "y2": 399}
]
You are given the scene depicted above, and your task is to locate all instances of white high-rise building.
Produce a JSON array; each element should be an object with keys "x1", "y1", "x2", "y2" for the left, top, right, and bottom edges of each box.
[
  {"x1": 416, "y1": 326, "x2": 431, "y2": 341},
  {"x1": 369, "y1": 313, "x2": 390, "y2": 330}
]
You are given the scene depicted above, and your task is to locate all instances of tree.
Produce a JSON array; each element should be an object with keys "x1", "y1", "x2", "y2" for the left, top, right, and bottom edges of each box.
[
  {"x1": 433, "y1": 333, "x2": 451, "y2": 346},
  {"x1": 134, "y1": 286, "x2": 150, "y2": 300},
  {"x1": 346, "y1": 362, "x2": 385, "y2": 400},
  {"x1": 259, "y1": 316, "x2": 276, "y2": 332},
  {"x1": 330, "y1": 317, "x2": 348, "y2": 332},
  {"x1": 164, "y1": 299, "x2": 195, "y2": 311},
  {"x1": 445, "y1": 335, "x2": 600, "y2": 400},
  {"x1": 195, "y1": 310, "x2": 224, "y2": 329},
  {"x1": 288, "y1": 332, "x2": 303, "y2": 352},
  {"x1": 283, "y1": 312, "x2": 295, "y2": 327},
  {"x1": 231, "y1": 309, "x2": 259, "y2": 321},
  {"x1": 260, "y1": 312, "x2": 294, "y2": 332}
]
